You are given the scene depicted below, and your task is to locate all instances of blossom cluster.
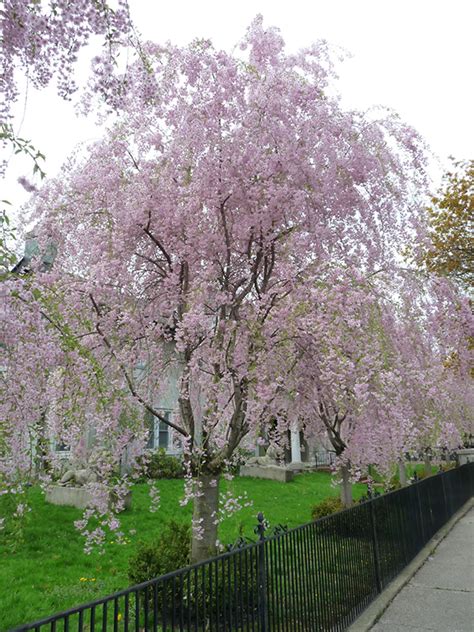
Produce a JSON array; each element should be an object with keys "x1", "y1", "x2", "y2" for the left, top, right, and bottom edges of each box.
[
  {"x1": 215, "y1": 490, "x2": 253, "y2": 523},
  {"x1": 1, "y1": 0, "x2": 132, "y2": 122}
]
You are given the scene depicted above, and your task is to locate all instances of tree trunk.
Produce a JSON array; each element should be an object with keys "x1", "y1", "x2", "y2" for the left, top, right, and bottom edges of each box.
[
  {"x1": 424, "y1": 455, "x2": 431, "y2": 477},
  {"x1": 398, "y1": 459, "x2": 408, "y2": 487},
  {"x1": 340, "y1": 463, "x2": 353, "y2": 507},
  {"x1": 191, "y1": 473, "x2": 220, "y2": 563}
]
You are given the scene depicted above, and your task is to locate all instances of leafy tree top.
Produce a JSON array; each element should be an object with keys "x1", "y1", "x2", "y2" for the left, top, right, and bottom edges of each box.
[{"x1": 424, "y1": 159, "x2": 474, "y2": 293}]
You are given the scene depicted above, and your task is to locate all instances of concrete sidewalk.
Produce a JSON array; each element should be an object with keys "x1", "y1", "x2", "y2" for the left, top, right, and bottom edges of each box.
[{"x1": 370, "y1": 507, "x2": 474, "y2": 632}]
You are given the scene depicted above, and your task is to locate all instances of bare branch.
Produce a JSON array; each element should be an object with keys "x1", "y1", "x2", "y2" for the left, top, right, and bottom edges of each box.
[{"x1": 143, "y1": 227, "x2": 173, "y2": 269}]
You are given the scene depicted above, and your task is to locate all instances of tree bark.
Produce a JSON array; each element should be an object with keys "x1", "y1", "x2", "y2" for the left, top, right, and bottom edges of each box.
[
  {"x1": 398, "y1": 459, "x2": 408, "y2": 487},
  {"x1": 424, "y1": 455, "x2": 431, "y2": 477},
  {"x1": 191, "y1": 473, "x2": 220, "y2": 563},
  {"x1": 340, "y1": 463, "x2": 353, "y2": 507}
]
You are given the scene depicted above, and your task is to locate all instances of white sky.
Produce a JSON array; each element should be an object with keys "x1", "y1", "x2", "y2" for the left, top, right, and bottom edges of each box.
[{"x1": 3, "y1": 0, "x2": 474, "y2": 225}]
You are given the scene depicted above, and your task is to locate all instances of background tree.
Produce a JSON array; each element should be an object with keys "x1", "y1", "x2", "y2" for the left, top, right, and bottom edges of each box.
[
  {"x1": 273, "y1": 270, "x2": 473, "y2": 506},
  {"x1": 423, "y1": 159, "x2": 473, "y2": 293},
  {"x1": 2, "y1": 18, "x2": 452, "y2": 560}
]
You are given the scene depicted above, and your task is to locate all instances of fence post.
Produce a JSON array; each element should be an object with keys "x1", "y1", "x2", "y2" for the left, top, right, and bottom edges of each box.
[
  {"x1": 369, "y1": 500, "x2": 382, "y2": 593},
  {"x1": 256, "y1": 512, "x2": 268, "y2": 632},
  {"x1": 415, "y1": 481, "x2": 426, "y2": 544},
  {"x1": 440, "y1": 472, "x2": 449, "y2": 521}
]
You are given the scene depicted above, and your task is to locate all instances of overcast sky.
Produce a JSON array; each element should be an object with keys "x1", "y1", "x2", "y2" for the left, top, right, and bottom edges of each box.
[{"x1": 4, "y1": 0, "x2": 473, "y2": 224}]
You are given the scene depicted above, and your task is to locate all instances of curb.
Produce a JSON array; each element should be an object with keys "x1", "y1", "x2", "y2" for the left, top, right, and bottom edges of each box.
[{"x1": 346, "y1": 497, "x2": 474, "y2": 632}]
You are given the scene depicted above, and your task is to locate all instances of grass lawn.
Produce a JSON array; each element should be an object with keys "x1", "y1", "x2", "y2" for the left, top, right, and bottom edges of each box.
[
  {"x1": 0, "y1": 471, "x2": 370, "y2": 630},
  {"x1": 1, "y1": 463, "x2": 440, "y2": 631}
]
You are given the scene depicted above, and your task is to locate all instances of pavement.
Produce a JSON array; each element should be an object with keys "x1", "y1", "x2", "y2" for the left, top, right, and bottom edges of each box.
[{"x1": 370, "y1": 506, "x2": 474, "y2": 632}]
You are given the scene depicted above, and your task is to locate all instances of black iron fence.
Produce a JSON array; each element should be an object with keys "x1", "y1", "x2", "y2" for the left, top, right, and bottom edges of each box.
[{"x1": 11, "y1": 463, "x2": 473, "y2": 632}]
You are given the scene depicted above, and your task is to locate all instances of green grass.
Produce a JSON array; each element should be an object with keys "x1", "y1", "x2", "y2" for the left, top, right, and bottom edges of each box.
[
  {"x1": 0, "y1": 471, "x2": 370, "y2": 630},
  {"x1": 368, "y1": 462, "x2": 437, "y2": 484}
]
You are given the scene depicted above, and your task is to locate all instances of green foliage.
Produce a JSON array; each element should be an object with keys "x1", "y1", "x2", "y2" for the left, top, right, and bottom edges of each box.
[
  {"x1": 128, "y1": 521, "x2": 190, "y2": 585},
  {"x1": 1, "y1": 123, "x2": 46, "y2": 179},
  {"x1": 423, "y1": 158, "x2": 473, "y2": 291},
  {"x1": 127, "y1": 523, "x2": 261, "y2": 630},
  {"x1": 138, "y1": 448, "x2": 184, "y2": 479},
  {"x1": 311, "y1": 496, "x2": 343, "y2": 521},
  {"x1": 439, "y1": 462, "x2": 456, "y2": 472},
  {"x1": 412, "y1": 469, "x2": 430, "y2": 481},
  {"x1": 0, "y1": 208, "x2": 17, "y2": 273},
  {"x1": 387, "y1": 475, "x2": 402, "y2": 491}
]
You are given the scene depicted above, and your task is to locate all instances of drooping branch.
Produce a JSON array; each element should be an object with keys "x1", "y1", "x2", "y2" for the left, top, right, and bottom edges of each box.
[
  {"x1": 218, "y1": 194, "x2": 233, "y2": 291},
  {"x1": 89, "y1": 293, "x2": 188, "y2": 437},
  {"x1": 318, "y1": 401, "x2": 346, "y2": 456},
  {"x1": 142, "y1": 227, "x2": 173, "y2": 270},
  {"x1": 134, "y1": 252, "x2": 167, "y2": 277}
]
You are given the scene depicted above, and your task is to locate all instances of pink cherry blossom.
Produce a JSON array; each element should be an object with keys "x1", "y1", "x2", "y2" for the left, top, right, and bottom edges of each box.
[{"x1": 1, "y1": 17, "x2": 472, "y2": 557}]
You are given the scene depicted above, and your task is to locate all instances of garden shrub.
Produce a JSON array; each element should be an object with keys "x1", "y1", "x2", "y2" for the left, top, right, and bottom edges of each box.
[
  {"x1": 386, "y1": 475, "x2": 401, "y2": 491},
  {"x1": 128, "y1": 520, "x2": 191, "y2": 585},
  {"x1": 439, "y1": 462, "x2": 456, "y2": 472},
  {"x1": 411, "y1": 469, "x2": 430, "y2": 482},
  {"x1": 311, "y1": 496, "x2": 343, "y2": 521},
  {"x1": 128, "y1": 521, "x2": 190, "y2": 627},
  {"x1": 128, "y1": 520, "x2": 258, "y2": 628},
  {"x1": 138, "y1": 448, "x2": 184, "y2": 480}
]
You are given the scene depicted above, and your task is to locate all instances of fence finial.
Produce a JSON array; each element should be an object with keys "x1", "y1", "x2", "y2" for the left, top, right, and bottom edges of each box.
[{"x1": 256, "y1": 512, "x2": 266, "y2": 541}]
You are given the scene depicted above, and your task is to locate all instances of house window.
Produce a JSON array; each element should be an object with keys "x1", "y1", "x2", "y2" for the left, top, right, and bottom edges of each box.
[
  {"x1": 145, "y1": 410, "x2": 172, "y2": 450},
  {"x1": 158, "y1": 412, "x2": 170, "y2": 449}
]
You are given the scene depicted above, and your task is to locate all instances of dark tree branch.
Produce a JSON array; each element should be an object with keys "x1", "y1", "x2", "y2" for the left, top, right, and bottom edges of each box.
[{"x1": 89, "y1": 293, "x2": 188, "y2": 437}]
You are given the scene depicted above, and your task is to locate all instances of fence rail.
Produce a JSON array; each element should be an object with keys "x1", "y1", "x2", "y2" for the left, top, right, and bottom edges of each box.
[{"x1": 11, "y1": 463, "x2": 473, "y2": 632}]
